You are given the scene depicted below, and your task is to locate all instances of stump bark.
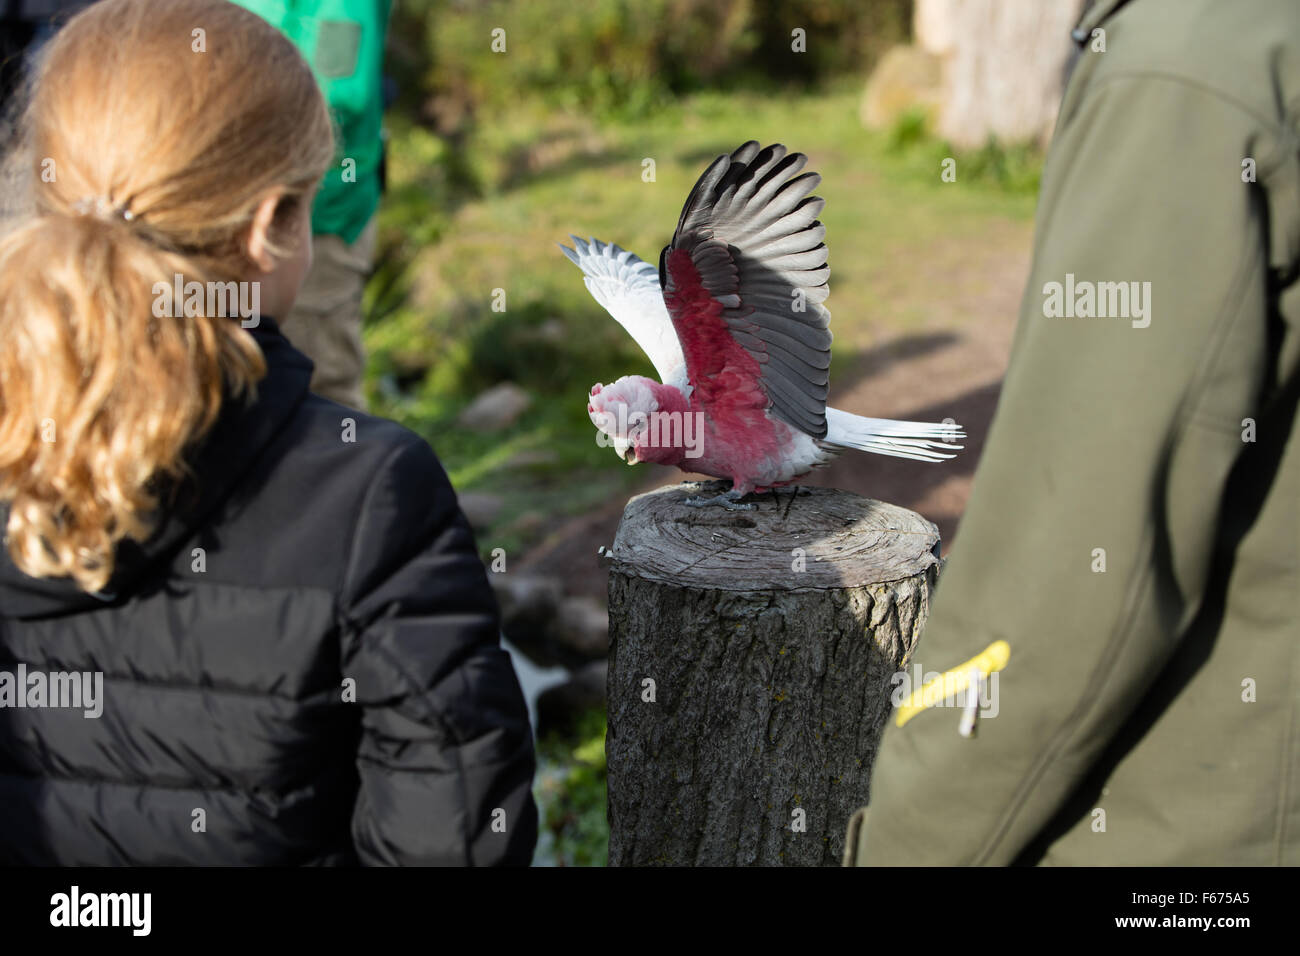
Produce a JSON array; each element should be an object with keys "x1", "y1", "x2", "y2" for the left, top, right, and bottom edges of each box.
[{"x1": 605, "y1": 481, "x2": 941, "y2": 867}]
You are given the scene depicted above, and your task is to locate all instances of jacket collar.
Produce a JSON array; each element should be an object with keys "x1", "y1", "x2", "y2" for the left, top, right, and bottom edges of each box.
[
  {"x1": 0, "y1": 316, "x2": 314, "y2": 619},
  {"x1": 1072, "y1": 0, "x2": 1134, "y2": 46}
]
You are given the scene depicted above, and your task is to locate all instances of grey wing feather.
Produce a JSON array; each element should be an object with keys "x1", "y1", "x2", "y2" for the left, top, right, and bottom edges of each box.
[{"x1": 662, "y1": 141, "x2": 834, "y2": 437}]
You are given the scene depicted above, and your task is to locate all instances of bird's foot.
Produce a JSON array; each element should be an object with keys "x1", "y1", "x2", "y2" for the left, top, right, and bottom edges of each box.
[{"x1": 684, "y1": 488, "x2": 757, "y2": 511}]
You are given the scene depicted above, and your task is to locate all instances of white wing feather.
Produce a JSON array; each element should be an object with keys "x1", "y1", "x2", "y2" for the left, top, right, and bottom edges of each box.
[{"x1": 559, "y1": 236, "x2": 689, "y2": 391}]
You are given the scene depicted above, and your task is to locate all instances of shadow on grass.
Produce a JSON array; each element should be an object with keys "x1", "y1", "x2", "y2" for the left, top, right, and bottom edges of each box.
[
  {"x1": 498, "y1": 133, "x2": 640, "y2": 194},
  {"x1": 806, "y1": 379, "x2": 1004, "y2": 551}
]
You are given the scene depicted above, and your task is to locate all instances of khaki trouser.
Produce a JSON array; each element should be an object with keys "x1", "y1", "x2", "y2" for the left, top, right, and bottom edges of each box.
[{"x1": 280, "y1": 216, "x2": 376, "y2": 410}]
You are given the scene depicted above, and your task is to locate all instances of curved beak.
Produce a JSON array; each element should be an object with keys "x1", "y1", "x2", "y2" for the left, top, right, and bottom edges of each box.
[{"x1": 613, "y1": 436, "x2": 636, "y2": 464}]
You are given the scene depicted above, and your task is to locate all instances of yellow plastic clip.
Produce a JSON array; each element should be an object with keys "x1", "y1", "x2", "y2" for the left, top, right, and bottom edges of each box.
[{"x1": 895, "y1": 640, "x2": 1011, "y2": 728}]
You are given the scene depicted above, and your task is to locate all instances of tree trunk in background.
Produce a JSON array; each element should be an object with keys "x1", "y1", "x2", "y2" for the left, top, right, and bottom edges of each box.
[
  {"x1": 916, "y1": 0, "x2": 1087, "y2": 147},
  {"x1": 605, "y1": 482, "x2": 941, "y2": 866}
]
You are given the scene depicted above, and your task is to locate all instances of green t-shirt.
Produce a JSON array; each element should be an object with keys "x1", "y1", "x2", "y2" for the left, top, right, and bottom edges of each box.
[{"x1": 232, "y1": 0, "x2": 391, "y2": 243}]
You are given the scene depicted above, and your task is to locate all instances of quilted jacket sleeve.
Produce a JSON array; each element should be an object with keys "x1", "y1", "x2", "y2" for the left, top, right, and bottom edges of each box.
[{"x1": 339, "y1": 433, "x2": 537, "y2": 865}]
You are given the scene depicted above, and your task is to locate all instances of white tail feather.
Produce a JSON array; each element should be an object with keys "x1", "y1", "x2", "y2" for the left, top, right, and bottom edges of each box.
[{"x1": 823, "y1": 407, "x2": 965, "y2": 463}]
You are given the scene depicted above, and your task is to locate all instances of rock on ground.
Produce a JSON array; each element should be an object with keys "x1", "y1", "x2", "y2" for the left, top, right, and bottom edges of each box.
[
  {"x1": 492, "y1": 575, "x2": 610, "y2": 669},
  {"x1": 860, "y1": 45, "x2": 943, "y2": 132},
  {"x1": 458, "y1": 382, "x2": 532, "y2": 431},
  {"x1": 458, "y1": 491, "x2": 504, "y2": 530}
]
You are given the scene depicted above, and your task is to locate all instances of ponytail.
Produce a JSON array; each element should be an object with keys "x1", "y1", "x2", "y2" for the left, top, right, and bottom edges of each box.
[
  {"x1": 0, "y1": 0, "x2": 335, "y2": 592},
  {"x1": 0, "y1": 212, "x2": 265, "y2": 592}
]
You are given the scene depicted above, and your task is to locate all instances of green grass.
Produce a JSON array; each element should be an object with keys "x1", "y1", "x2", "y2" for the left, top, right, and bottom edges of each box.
[{"x1": 362, "y1": 82, "x2": 1041, "y2": 560}]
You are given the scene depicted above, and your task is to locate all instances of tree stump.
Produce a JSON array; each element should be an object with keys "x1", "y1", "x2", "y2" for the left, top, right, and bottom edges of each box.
[{"x1": 605, "y1": 481, "x2": 941, "y2": 867}]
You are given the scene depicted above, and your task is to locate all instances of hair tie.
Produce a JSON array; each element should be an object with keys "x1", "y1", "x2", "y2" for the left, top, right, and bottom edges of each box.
[{"x1": 71, "y1": 196, "x2": 134, "y2": 222}]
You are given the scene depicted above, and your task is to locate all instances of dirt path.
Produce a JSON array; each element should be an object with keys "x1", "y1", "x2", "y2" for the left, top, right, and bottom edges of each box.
[{"x1": 517, "y1": 219, "x2": 1033, "y2": 602}]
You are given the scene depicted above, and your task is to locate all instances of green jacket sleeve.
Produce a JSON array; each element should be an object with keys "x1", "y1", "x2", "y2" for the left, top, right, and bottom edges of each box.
[
  {"x1": 850, "y1": 51, "x2": 1289, "y2": 863},
  {"x1": 230, "y1": 0, "x2": 391, "y2": 242}
]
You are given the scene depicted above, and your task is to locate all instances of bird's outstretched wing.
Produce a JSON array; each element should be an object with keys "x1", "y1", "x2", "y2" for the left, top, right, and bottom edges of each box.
[
  {"x1": 660, "y1": 141, "x2": 832, "y2": 437},
  {"x1": 559, "y1": 236, "x2": 688, "y2": 390}
]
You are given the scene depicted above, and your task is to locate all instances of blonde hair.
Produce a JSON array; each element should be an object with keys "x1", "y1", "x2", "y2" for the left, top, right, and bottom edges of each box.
[{"x1": 0, "y1": 0, "x2": 335, "y2": 592}]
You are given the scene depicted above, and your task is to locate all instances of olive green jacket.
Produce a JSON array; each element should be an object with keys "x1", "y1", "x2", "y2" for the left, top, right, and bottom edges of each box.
[{"x1": 846, "y1": 0, "x2": 1300, "y2": 866}]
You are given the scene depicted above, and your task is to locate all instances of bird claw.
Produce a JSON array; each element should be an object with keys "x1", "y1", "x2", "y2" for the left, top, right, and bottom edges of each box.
[{"x1": 684, "y1": 489, "x2": 757, "y2": 511}]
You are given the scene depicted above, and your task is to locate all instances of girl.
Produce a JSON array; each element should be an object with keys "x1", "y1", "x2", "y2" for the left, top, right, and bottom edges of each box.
[{"x1": 0, "y1": 0, "x2": 536, "y2": 865}]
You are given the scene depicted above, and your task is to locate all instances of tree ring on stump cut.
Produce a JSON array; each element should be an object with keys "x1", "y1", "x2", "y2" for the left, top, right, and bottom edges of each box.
[{"x1": 607, "y1": 481, "x2": 940, "y2": 591}]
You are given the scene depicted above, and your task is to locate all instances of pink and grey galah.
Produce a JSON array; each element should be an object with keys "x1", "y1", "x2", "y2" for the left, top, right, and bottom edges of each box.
[{"x1": 561, "y1": 141, "x2": 964, "y2": 508}]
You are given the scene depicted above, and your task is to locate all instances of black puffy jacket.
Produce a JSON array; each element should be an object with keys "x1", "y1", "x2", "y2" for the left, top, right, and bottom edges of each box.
[{"x1": 0, "y1": 317, "x2": 538, "y2": 865}]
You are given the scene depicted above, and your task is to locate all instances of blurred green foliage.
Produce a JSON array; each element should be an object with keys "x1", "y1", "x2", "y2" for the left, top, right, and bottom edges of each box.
[
  {"x1": 534, "y1": 708, "x2": 609, "y2": 866},
  {"x1": 887, "y1": 105, "x2": 930, "y2": 152},
  {"x1": 388, "y1": 0, "x2": 913, "y2": 124},
  {"x1": 886, "y1": 108, "x2": 1044, "y2": 194},
  {"x1": 953, "y1": 137, "x2": 1044, "y2": 194}
]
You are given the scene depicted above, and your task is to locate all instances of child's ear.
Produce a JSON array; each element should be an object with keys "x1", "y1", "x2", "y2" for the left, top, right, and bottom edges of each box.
[{"x1": 244, "y1": 191, "x2": 285, "y2": 274}]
